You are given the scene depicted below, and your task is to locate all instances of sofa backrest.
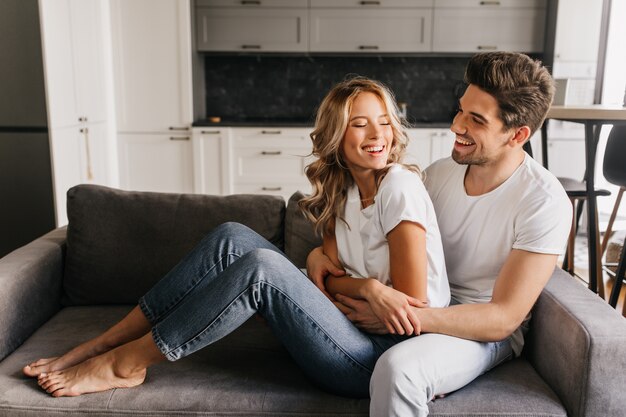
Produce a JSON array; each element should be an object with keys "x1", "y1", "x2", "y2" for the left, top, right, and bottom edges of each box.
[
  {"x1": 284, "y1": 191, "x2": 322, "y2": 269},
  {"x1": 62, "y1": 185, "x2": 286, "y2": 306}
]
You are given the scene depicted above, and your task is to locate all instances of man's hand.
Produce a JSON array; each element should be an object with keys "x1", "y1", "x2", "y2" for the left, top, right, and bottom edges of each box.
[
  {"x1": 336, "y1": 292, "x2": 427, "y2": 335},
  {"x1": 306, "y1": 246, "x2": 345, "y2": 300}
]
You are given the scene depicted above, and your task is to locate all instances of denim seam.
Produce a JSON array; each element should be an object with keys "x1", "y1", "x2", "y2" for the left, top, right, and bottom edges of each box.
[
  {"x1": 143, "y1": 252, "x2": 241, "y2": 324},
  {"x1": 164, "y1": 281, "x2": 374, "y2": 374}
]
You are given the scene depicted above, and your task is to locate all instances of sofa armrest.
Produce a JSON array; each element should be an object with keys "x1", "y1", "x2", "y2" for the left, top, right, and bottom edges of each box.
[
  {"x1": 526, "y1": 267, "x2": 626, "y2": 417},
  {"x1": 0, "y1": 228, "x2": 66, "y2": 360}
]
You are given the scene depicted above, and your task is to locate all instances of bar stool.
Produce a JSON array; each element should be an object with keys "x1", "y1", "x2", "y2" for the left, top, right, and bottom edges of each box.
[
  {"x1": 602, "y1": 125, "x2": 626, "y2": 310},
  {"x1": 559, "y1": 178, "x2": 610, "y2": 291}
]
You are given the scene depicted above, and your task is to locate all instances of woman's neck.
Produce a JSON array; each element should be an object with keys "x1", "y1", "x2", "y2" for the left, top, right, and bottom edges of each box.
[{"x1": 350, "y1": 169, "x2": 378, "y2": 208}]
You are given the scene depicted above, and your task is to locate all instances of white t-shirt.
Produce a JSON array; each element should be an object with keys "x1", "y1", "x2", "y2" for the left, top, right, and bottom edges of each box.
[
  {"x1": 334, "y1": 164, "x2": 450, "y2": 308},
  {"x1": 424, "y1": 155, "x2": 572, "y2": 353}
]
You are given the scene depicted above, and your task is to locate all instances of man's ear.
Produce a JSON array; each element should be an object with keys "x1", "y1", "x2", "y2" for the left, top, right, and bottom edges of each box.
[{"x1": 510, "y1": 126, "x2": 531, "y2": 146}]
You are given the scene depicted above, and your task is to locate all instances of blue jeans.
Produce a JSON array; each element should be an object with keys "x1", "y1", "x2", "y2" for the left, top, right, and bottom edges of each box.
[{"x1": 138, "y1": 222, "x2": 408, "y2": 397}]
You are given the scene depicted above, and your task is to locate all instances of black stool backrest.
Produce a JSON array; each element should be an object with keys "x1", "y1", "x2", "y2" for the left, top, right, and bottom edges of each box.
[{"x1": 603, "y1": 125, "x2": 626, "y2": 188}]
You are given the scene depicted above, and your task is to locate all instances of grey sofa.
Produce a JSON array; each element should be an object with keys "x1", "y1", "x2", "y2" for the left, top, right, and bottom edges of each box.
[{"x1": 1, "y1": 184, "x2": 625, "y2": 417}]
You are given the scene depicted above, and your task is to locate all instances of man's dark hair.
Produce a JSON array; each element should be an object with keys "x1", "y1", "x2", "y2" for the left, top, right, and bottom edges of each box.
[{"x1": 464, "y1": 52, "x2": 555, "y2": 135}]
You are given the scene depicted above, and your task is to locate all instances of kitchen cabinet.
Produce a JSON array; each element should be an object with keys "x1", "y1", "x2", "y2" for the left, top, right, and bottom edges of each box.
[
  {"x1": 406, "y1": 129, "x2": 454, "y2": 169},
  {"x1": 309, "y1": 8, "x2": 432, "y2": 53},
  {"x1": 118, "y1": 133, "x2": 194, "y2": 194},
  {"x1": 196, "y1": 1, "x2": 308, "y2": 52},
  {"x1": 192, "y1": 128, "x2": 227, "y2": 195},
  {"x1": 110, "y1": 0, "x2": 193, "y2": 133},
  {"x1": 432, "y1": 0, "x2": 547, "y2": 53},
  {"x1": 111, "y1": 0, "x2": 193, "y2": 193},
  {"x1": 39, "y1": 0, "x2": 115, "y2": 225},
  {"x1": 228, "y1": 128, "x2": 313, "y2": 200}
]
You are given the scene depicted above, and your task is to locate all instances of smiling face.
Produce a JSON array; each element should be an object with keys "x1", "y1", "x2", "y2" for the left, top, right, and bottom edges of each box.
[
  {"x1": 451, "y1": 84, "x2": 515, "y2": 166},
  {"x1": 341, "y1": 91, "x2": 393, "y2": 176}
]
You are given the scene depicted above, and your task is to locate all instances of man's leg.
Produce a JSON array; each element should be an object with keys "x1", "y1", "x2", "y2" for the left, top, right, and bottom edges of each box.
[{"x1": 369, "y1": 333, "x2": 513, "y2": 417}]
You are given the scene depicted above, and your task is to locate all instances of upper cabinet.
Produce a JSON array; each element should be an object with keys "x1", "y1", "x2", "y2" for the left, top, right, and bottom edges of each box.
[
  {"x1": 309, "y1": 0, "x2": 432, "y2": 53},
  {"x1": 432, "y1": 0, "x2": 547, "y2": 53},
  {"x1": 39, "y1": 0, "x2": 109, "y2": 129},
  {"x1": 110, "y1": 0, "x2": 193, "y2": 132},
  {"x1": 196, "y1": 0, "x2": 308, "y2": 52},
  {"x1": 195, "y1": 0, "x2": 546, "y2": 54}
]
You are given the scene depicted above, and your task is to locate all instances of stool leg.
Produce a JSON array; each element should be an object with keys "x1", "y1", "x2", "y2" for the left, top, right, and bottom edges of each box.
[
  {"x1": 563, "y1": 198, "x2": 576, "y2": 274},
  {"x1": 594, "y1": 204, "x2": 605, "y2": 299},
  {"x1": 601, "y1": 187, "x2": 624, "y2": 256},
  {"x1": 608, "y1": 236, "x2": 626, "y2": 308}
]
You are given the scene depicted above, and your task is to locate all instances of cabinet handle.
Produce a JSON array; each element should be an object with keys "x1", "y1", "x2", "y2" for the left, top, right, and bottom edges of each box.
[
  {"x1": 262, "y1": 186, "x2": 282, "y2": 191},
  {"x1": 201, "y1": 130, "x2": 221, "y2": 134},
  {"x1": 241, "y1": 44, "x2": 261, "y2": 49},
  {"x1": 80, "y1": 127, "x2": 94, "y2": 181},
  {"x1": 477, "y1": 45, "x2": 497, "y2": 50},
  {"x1": 261, "y1": 130, "x2": 281, "y2": 134},
  {"x1": 241, "y1": 0, "x2": 261, "y2": 4},
  {"x1": 359, "y1": 1, "x2": 381, "y2": 4},
  {"x1": 170, "y1": 136, "x2": 190, "y2": 141},
  {"x1": 261, "y1": 150, "x2": 282, "y2": 155},
  {"x1": 78, "y1": 116, "x2": 88, "y2": 122},
  {"x1": 358, "y1": 45, "x2": 379, "y2": 50},
  {"x1": 479, "y1": 1, "x2": 501, "y2": 5},
  {"x1": 169, "y1": 126, "x2": 189, "y2": 131}
]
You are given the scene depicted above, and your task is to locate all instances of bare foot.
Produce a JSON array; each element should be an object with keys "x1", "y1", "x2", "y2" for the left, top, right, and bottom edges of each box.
[
  {"x1": 24, "y1": 306, "x2": 152, "y2": 378},
  {"x1": 37, "y1": 351, "x2": 146, "y2": 397},
  {"x1": 23, "y1": 341, "x2": 104, "y2": 378}
]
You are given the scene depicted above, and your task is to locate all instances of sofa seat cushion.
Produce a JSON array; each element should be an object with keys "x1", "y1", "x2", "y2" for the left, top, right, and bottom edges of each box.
[
  {"x1": 1, "y1": 307, "x2": 566, "y2": 417},
  {"x1": 62, "y1": 185, "x2": 286, "y2": 305}
]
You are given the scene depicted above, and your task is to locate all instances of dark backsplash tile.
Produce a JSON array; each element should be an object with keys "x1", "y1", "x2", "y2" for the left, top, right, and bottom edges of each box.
[{"x1": 204, "y1": 55, "x2": 470, "y2": 124}]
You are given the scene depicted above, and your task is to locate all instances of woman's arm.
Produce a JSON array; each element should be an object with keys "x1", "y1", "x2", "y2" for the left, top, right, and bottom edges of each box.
[{"x1": 328, "y1": 220, "x2": 429, "y2": 335}]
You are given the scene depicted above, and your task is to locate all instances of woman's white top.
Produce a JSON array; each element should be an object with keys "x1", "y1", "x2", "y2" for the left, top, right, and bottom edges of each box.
[{"x1": 334, "y1": 164, "x2": 450, "y2": 308}]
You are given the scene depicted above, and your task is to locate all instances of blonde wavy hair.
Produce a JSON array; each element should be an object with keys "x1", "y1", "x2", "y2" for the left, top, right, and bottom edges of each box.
[{"x1": 299, "y1": 76, "x2": 420, "y2": 236}]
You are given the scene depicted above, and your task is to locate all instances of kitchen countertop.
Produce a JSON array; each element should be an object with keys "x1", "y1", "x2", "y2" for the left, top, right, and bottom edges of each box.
[{"x1": 193, "y1": 118, "x2": 451, "y2": 129}]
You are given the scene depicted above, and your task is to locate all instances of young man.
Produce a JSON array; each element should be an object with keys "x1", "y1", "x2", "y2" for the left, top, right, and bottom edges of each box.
[{"x1": 306, "y1": 52, "x2": 572, "y2": 416}]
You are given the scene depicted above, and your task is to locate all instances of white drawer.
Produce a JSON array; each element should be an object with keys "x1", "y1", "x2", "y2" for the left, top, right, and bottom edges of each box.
[
  {"x1": 197, "y1": 0, "x2": 307, "y2": 8},
  {"x1": 232, "y1": 127, "x2": 312, "y2": 149},
  {"x1": 311, "y1": 0, "x2": 433, "y2": 8},
  {"x1": 232, "y1": 146, "x2": 312, "y2": 182},
  {"x1": 434, "y1": 0, "x2": 546, "y2": 9},
  {"x1": 233, "y1": 182, "x2": 311, "y2": 200}
]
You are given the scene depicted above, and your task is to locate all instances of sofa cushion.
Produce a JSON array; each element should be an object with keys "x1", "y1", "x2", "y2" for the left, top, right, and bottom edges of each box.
[
  {"x1": 284, "y1": 191, "x2": 322, "y2": 269},
  {"x1": 62, "y1": 185, "x2": 285, "y2": 305},
  {"x1": 1, "y1": 306, "x2": 566, "y2": 416}
]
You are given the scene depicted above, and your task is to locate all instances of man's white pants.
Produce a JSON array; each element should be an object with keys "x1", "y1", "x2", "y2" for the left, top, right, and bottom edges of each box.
[{"x1": 369, "y1": 333, "x2": 513, "y2": 417}]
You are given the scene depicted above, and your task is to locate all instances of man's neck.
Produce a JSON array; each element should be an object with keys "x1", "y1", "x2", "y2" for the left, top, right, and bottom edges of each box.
[{"x1": 464, "y1": 150, "x2": 526, "y2": 196}]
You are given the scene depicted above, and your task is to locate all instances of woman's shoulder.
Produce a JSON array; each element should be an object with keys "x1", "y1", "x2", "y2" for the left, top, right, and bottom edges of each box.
[{"x1": 379, "y1": 164, "x2": 427, "y2": 198}]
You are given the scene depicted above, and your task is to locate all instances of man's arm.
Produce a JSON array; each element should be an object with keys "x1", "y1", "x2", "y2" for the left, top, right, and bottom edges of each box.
[{"x1": 338, "y1": 249, "x2": 558, "y2": 341}]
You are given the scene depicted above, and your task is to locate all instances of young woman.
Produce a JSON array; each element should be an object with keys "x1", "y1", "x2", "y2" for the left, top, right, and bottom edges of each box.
[{"x1": 23, "y1": 77, "x2": 449, "y2": 398}]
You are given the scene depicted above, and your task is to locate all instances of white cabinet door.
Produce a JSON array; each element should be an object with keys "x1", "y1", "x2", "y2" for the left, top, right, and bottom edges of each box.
[
  {"x1": 118, "y1": 133, "x2": 194, "y2": 193},
  {"x1": 69, "y1": 0, "x2": 108, "y2": 124},
  {"x1": 49, "y1": 126, "x2": 84, "y2": 226},
  {"x1": 39, "y1": 0, "x2": 79, "y2": 129},
  {"x1": 311, "y1": 0, "x2": 433, "y2": 7},
  {"x1": 111, "y1": 0, "x2": 193, "y2": 132},
  {"x1": 406, "y1": 129, "x2": 454, "y2": 169},
  {"x1": 547, "y1": 139, "x2": 586, "y2": 180},
  {"x1": 310, "y1": 9, "x2": 432, "y2": 52},
  {"x1": 405, "y1": 130, "x2": 432, "y2": 170},
  {"x1": 192, "y1": 128, "x2": 227, "y2": 195},
  {"x1": 433, "y1": 5, "x2": 546, "y2": 52},
  {"x1": 196, "y1": 8, "x2": 308, "y2": 52}
]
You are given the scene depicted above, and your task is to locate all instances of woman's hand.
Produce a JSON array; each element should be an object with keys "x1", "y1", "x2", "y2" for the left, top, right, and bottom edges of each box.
[
  {"x1": 306, "y1": 246, "x2": 345, "y2": 300},
  {"x1": 359, "y1": 280, "x2": 427, "y2": 335}
]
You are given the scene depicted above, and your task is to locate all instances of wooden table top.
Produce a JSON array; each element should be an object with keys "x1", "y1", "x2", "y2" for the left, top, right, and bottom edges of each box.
[{"x1": 547, "y1": 105, "x2": 626, "y2": 121}]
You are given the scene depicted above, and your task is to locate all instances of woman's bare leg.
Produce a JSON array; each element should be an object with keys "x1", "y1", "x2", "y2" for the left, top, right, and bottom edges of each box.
[
  {"x1": 23, "y1": 306, "x2": 150, "y2": 377},
  {"x1": 37, "y1": 332, "x2": 164, "y2": 397}
]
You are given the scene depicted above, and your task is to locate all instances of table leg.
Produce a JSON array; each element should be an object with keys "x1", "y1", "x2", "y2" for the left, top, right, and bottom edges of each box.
[
  {"x1": 541, "y1": 121, "x2": 549, "y2": 169},
  {"x1": 584, "y1": 122, "x2": 601, "y2": 294}
]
